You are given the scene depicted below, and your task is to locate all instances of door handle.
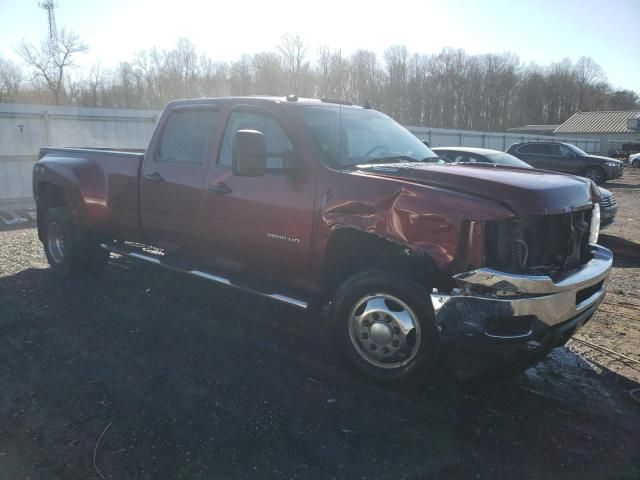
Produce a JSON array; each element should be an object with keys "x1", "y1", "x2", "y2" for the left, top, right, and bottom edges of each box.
[
  {"x1": 207, "y1": 182, "x2": 232, "y2": 195},
  {"x1": 145, "y1": 172, "x2": 165, "y2": 182}
]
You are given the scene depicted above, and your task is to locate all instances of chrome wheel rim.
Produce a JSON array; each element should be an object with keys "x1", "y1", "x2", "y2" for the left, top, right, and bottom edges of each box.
[
  {"x1": 586, "y1": 168, "x2": 602, "y2": 182},
  {"x1": 348, "y1": 294, "x2": 421, "y2": 369},
  {"x1": 47, "y1": 221, "x2": 65, "y2": 264}
]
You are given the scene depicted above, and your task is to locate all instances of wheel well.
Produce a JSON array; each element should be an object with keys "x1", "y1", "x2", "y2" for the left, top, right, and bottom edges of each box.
[
  {"x1": 36, "y1": 182, "x2": 67, "y2": 241},
  {"x1": 322, "y1": 228, "x2": 440, "y2": 298}
]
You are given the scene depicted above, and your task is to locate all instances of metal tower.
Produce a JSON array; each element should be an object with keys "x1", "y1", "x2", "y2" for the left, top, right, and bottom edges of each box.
[{"x1": 39, "y1": 0, "x2": 58, "y2": 40}]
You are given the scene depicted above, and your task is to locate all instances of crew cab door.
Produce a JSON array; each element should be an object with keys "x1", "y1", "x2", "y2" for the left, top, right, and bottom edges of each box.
[
  {"x1": 139, "y1": 106, "x2": 220, "y2": 253},
  {"x1": 202, "y1": 105, "x2": 316, "y2": 289}
]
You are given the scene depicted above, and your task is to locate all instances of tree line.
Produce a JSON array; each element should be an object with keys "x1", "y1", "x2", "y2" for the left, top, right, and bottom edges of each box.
[{"x1": 1, "y1": 32, "x2": 638, "y2": 131}]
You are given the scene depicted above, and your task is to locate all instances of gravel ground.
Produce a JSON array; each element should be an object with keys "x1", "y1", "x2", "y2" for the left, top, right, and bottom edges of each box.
[{"x1": 0, "y1": 171, "x2": 639, "y2": 479}]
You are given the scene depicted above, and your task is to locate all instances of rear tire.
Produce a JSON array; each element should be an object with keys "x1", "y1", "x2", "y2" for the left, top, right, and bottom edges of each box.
[
  {"x1": 633, "y1": 159, "x2": 640, "y2": 168},
  {"x1": 42, "y1": 207, "x2": 109, "y2": 278},
  {"x1": 330, "y1": 269, "x2": 440, "y2": 385},
  {"x1": 583, "y1": 166, "x2": 606, "y2": 184}
]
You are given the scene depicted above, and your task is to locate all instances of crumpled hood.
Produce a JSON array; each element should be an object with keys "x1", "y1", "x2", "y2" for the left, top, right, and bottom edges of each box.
[{"x1": 353, "y1": 163, "x2": 597, "y2": 216}]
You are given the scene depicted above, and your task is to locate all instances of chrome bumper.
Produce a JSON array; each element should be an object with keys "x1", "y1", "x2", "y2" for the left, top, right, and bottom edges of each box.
[{"x1": 431, "y1": 244, "x2": 613, "y2": 340}]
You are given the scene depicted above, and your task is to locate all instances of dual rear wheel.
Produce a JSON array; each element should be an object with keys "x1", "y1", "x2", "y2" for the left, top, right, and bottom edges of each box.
[{"x1": 42, "y1": 207, "x2": 109, "y2": 278}]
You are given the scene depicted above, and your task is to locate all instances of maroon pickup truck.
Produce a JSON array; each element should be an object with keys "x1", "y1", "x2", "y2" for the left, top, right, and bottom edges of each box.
[{"x1": 33, "y1": 96, "x2": 613, "y2": 384}]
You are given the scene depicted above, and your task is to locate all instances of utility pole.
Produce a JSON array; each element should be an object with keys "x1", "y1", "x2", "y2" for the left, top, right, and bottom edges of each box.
[{"x1": 39, "y1": 0, "x2": 58, "y2": 41}]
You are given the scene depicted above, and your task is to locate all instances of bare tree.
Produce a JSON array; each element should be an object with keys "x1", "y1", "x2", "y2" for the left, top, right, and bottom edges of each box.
[
  {"x1": 229, "y1": 54, "x2": 253, "y2": 96},
  {"x1": 17, "y1": 29, "x2": 88, "y2": 105},
  {"x1": 607, "y1": 90, "x2": 639, "y2": 110},
  {"x1": 574, "y1": 56, "x2": 605, "y2": 110},
  {"x1": 277, "y1": 34, "x2": 309, "y2": 94},
  {"x1": 347, "y1": 50, "x2": 379, "y2": 106},
  {"x1": 78, "y1": 63, "x2": 105, "y2": 106},
  {"x1": 0, "y1": 57, "x2": 23, "y2": 102},
  {"x1": 316, "y1": 46, "x2": 343, "y2": 98},
  {"x1": 5, "y1": 34, "x2": 639, "y2": 128},
  {"x1": 252, "y1": 52, "x2": 283, "y2": 95}
]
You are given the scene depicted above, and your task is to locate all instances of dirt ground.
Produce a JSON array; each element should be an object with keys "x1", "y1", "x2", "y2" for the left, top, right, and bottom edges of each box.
[{"x1": 0, "y1": 170, "x2": 639, "y2": 480}]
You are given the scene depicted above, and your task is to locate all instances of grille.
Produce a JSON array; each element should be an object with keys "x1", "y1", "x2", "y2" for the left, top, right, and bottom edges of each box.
[
  {"x1": 486, "y1": 210, "x2": 592, "y2": 275},
  {"x1": 599, "y1": 194, "x2": 617, "y2": 208}
]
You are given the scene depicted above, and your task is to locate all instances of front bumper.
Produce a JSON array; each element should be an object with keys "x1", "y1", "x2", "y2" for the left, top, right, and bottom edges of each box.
[
  {"x1": 605, "y1": 164, "x2": 624, "y2": 179},
  {"x1": 431, "y1": 244, "x2": 613, "y2": 343}
]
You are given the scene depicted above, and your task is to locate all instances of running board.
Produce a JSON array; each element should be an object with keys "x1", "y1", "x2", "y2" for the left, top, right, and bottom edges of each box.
[{"x1": 100, "y1": 243, "x2": 308, "y2": 309}]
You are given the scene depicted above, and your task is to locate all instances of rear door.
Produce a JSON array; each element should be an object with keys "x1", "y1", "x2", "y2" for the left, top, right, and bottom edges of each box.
[
  {"x1": 139, "y1": 106, "x2": 220, "y2": 253},
  {"x1": 515, "y1": 143, "x2": 554, "y2": 170},
  {"x1": 201, "y1": 104, "x2": 316, "y2": 288}
]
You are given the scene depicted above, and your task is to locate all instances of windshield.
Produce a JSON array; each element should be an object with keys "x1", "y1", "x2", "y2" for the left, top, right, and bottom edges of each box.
[
  {"x1": 485, "y1": 153, "x2": 533, "y2": 168},
  {"x1": 295, "y1": 105, "x2": 441, "y2": 167},
  {"x1": 566, "y1": 144, "x2": 588, "y2": 156}
]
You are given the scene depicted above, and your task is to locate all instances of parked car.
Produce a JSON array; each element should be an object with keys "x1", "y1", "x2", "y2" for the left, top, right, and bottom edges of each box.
[
  {"x1": 32, "y1": 97, "x2": 612, "y2": 385},
  {"x1": 433, "y1": 147, "x2": 618, "y2": 228},
  {"x1": 433, "y1": 147, "x2": 532, "y2": 168},
  {"x1": 629, "y1": 152, "x2": 640, "y2": 168},
  {"x1": 507, "y1": 141, "x2": 623, "y2": 184}
]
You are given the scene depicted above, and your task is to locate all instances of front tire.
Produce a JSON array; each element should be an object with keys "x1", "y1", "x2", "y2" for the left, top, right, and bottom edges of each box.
[
  {"x1": 42, "y1": 207, "x2": 109, "y2": 278},
  {"x1": 331, "y1": 269, "x2": 440, "y2": 385}
]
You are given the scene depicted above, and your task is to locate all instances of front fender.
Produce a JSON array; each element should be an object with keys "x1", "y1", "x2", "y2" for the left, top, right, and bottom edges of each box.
[{"x1": 319, "y1": 180, "x2": 514, "y2": 272}]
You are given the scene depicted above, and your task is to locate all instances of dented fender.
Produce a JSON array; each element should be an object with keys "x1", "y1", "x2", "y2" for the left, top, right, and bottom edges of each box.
[{"x1": 310, "y1": 169, "x2": 515, "y2": 284}]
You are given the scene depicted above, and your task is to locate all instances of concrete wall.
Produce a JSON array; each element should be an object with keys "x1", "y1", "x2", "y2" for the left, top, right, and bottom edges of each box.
[{"x1": 0, "y1": 103, "x2": 160, "y2": 209}]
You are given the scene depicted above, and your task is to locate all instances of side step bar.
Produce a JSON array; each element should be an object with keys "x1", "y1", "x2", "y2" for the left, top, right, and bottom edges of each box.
[{"x1": 100, "y1": 243, "x2": 308, "y2": 310}]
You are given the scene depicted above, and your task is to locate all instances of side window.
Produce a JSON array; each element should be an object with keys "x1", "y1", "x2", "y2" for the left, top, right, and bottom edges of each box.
[
  {"x1": 218, "y1": 111, "x2": 293, "y2": 171},
  {"x1": 517, "y1": 144, "x2": 532, "y2": 154},
  {"x1": 518, "y1": 143, "x2": 550, "y2": 155},
  {"x1": 555, "y1": 144, "x2": 573, "y2": 157},
  {"x1": 158, "y1": 109, "x2": 218, "y2": 165}
]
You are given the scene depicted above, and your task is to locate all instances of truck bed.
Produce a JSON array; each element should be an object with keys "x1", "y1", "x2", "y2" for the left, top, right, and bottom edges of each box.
[{"x1": 36, "y1": 147, "x2": 146, "y2": 240}]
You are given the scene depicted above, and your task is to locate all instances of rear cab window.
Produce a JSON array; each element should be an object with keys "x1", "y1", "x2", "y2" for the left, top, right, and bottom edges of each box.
[{"x1": 157, "y1": 109, "x2": 219, "y2": 166}]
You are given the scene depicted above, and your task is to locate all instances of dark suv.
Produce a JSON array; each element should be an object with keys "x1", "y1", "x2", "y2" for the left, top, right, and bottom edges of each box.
[{"x1": 507, "y1": 142, "x2": 623, "y2": 184}]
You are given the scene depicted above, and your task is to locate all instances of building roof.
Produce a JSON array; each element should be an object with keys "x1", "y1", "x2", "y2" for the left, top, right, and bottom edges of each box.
[{"x1": 554, "y1": 110, "x2": 640, "y2": 134}]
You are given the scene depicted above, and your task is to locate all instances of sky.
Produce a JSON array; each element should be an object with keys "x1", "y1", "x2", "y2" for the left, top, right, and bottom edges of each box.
[{"x1": 0, "y1": 0, "x2": 639, "y2": 92}]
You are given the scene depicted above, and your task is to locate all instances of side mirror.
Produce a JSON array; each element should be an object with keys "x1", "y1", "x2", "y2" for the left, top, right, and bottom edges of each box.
[{"x1": 233, "y1": 129, "x2": 266, "y2": 177}]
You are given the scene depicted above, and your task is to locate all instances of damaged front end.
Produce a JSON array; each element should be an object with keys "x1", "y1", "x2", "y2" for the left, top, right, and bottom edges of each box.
[
  {"x1": 432, "y1": 204, "x2": 612, "y2": 349},
  {"x1": 484, "y1": 207, "x2": 594, "y2": 276}
]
